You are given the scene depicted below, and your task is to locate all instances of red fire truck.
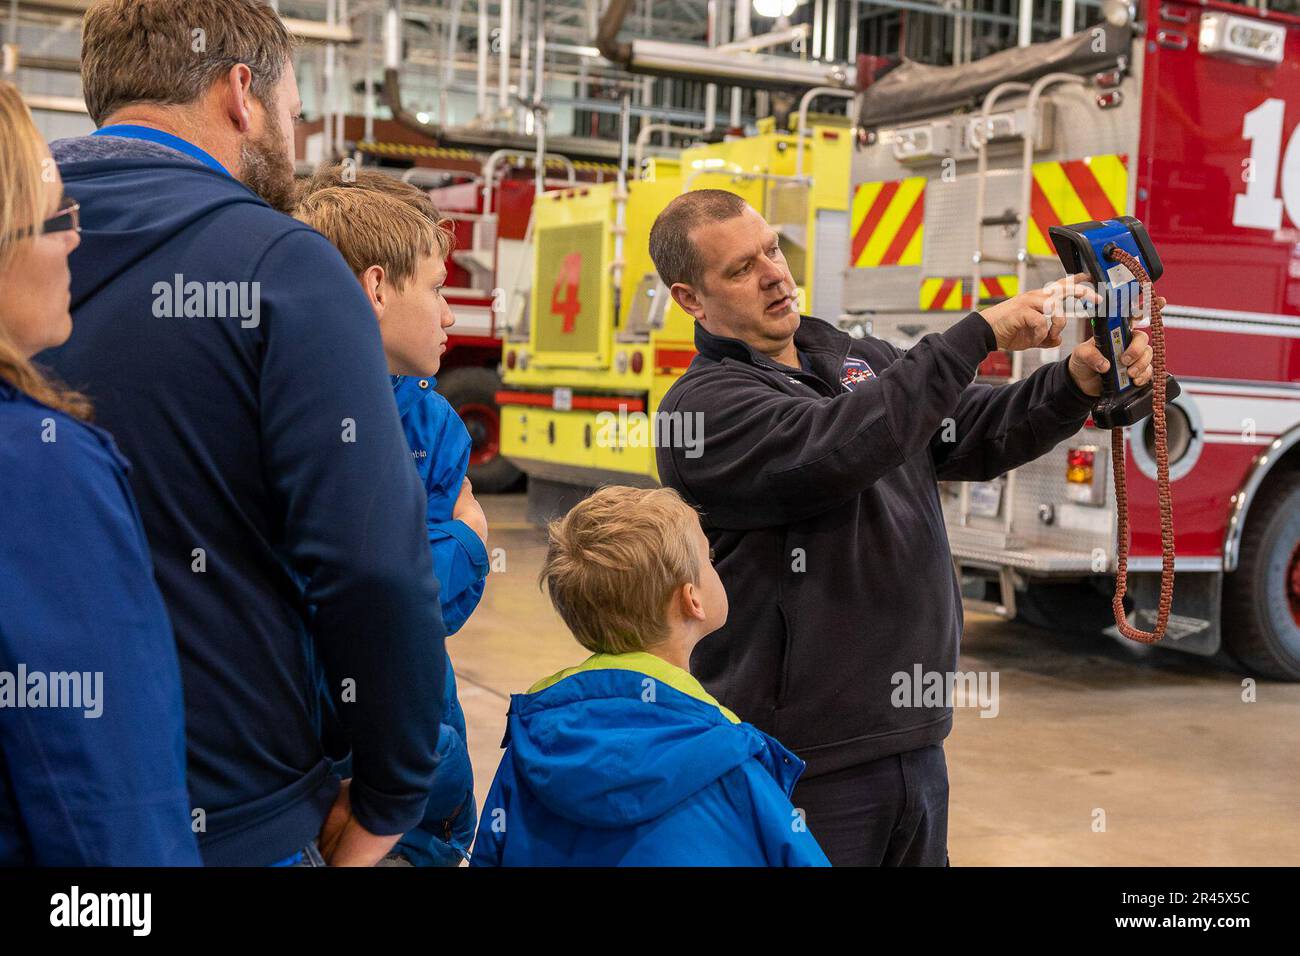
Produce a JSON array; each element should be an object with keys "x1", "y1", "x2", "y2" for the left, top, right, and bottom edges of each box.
[
  {"x1": 843, "y1": 1, "x2": 1300, "y2": 679},
  {"x1": 419, "y1": 159, "x2": 546, "y2": 494}
]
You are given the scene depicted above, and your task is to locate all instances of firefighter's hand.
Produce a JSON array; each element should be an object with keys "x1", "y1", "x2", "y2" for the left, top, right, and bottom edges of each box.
[
  {"x1": 979, "y1": 273, "x2": 1101, "y2": 351},
  {"x1": 1068, "y1": 328, "x2": 1155, "y2": 397}
]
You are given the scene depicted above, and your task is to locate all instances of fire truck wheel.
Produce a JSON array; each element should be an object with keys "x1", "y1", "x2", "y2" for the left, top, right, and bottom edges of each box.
[
  {"x1": 438, "y1": 367, "x2": 523, "y2": 495},
  {"x1": 1223, "y1": 470, "x2": 1300, "y2": 681},
  {"x1": 1014, "y1": 580, "x2": 1118, "y2": 636}
]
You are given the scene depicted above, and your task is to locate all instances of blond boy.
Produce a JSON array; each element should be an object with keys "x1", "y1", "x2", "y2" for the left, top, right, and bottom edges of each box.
[
  {"x1": 295, "y1": 174, "x2": 488, "y2": 866},
  {"x1": 470, "y1": 485, "x2": 829, "y2": 866}
]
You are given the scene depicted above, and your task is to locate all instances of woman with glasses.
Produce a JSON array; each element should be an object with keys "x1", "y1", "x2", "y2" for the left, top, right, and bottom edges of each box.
[{"x1": 0, "y1": 81, "x2": 199, "y2": 865}]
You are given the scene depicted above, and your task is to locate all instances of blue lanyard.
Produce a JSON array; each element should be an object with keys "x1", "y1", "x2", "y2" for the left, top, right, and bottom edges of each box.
[{"x1": 93, "y1": 124, "x2": 231, "y2": 177}]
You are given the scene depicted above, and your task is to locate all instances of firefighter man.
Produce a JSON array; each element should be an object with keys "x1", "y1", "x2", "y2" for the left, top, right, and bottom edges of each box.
[{"x1": 651, "y1": 189, "x2": 1156, "y2": 866}]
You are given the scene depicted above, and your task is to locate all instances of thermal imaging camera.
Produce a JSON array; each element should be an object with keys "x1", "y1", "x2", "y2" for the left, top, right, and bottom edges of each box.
[{"x1": 1048, "y1": 216, "x2": 1180, "y2": 429}]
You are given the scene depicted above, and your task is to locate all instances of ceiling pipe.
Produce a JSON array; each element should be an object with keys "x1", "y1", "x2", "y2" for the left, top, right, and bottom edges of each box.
[
  {"x1": 381, "y1": 0, "x2": 434, "y2": 135},
  {"x1": 730, "y1": 0, "x2": 749, "y2": 129},
  {"x1": 593, "y1": 0, "x2": 633, "y2": 65},
  {"x1": 704, "y1": 0, "x2": 718, "y2": 135},
  {"x1": 3, "y1": 52, "x2": 78, "y2": 72},
  {"x1": 476, "y1": 0, "x2": 489, "y2": 121},
  {"x1": 498, "y1": 0, "x2": 513, "y2": 115},
  {"x1": 593, "y1": 0, "x2": 854, "y2": 91},
  {"x1": 715, "y1": 24, "x2": 809, "y2": 54},
  {"x1": 632, "y1": 39, "x2": 853, "y2": 89},
  {"x1": 633, "y1": 123, "x2": 705, "y2": 176},
  {"x1": 794, "y1": 86, "x2": 855, "y2": 180}
]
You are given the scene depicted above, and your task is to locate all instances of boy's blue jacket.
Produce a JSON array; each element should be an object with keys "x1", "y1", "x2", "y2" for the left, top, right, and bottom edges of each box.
[
  {"x1": 470, "y1": 653, "x2": 830, "y2": 867},
  {"x1": 0, "y1": 382, "x2": 199, "y2": 865},
  {"x1": 389, "y1": 375, "x2": 488, "y2": 865},
  {"x1": 391, "y1": 375, "x2": 488, "y2": 635}
]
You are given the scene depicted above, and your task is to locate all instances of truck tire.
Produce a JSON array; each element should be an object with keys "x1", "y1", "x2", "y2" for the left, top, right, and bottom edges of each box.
[
  {"x1": 1014, "y1": 579, "x2": 1119, "y2": 636},
  {"x1": 1222, "y1": 470, "x2": 1300, "y2": 680},
  {"x1": 437, "y1": 366, "x2": 523, "y2": 494}
]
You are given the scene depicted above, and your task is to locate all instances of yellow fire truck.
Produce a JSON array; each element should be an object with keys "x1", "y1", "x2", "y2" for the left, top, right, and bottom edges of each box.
[{"x1": 496, "y1": 118, "x2": 853, "y2": 518}]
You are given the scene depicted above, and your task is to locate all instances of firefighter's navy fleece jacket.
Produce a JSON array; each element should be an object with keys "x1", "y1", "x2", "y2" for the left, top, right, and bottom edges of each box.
[
  {"x1": 657, "y1": 312, "x2": 1095, "y2": 779},
  {"x1": 43, "y1": 134, "x2": 446, "y2": 865}
]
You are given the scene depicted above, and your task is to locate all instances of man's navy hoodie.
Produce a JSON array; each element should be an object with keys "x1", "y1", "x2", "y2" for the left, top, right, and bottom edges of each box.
[{"x1": 44, "y1": 135, "x2": 446, "y2": 865}]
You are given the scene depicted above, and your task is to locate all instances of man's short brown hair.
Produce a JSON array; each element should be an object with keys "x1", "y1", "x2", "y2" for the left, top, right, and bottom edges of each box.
[
  {"x1": 648, "y1": 189, "x2": 750, "y2": 289},
  {"x1": 81, "y1": 0, "x2": 293, "y2": 126},
  {"x1": 295, "y1": 187, "x2": 442, "y2": 290},
  {"x1": 541, "y1": 486, "x2": 701, "y2": 655}
]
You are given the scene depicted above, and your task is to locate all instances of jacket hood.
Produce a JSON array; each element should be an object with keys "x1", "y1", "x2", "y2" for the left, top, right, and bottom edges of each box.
[
  {"x1": 505, "y1": 652, "x2": 802, "y2": 829},
  {"x1": 51, "y1": 138, "x2": 273, "y2": 305}
]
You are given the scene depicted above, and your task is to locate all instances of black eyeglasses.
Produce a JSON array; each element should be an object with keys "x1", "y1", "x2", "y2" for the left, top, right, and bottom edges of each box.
[
  {"x1": 8, "y1": 199, "x2": 80, "y2": 240},
  {"x1": 42, "y1": 200, "x2": 80, "y2": 236}
]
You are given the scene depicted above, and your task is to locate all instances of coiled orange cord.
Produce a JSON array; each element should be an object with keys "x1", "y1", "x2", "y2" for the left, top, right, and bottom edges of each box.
[{"x1": 1105, "y1": 247, "x2": 1174, "y2": 643}]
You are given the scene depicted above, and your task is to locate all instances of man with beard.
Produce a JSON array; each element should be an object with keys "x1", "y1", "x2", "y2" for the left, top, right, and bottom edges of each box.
[{"x1": 42, "y1": 0, "x2": 446, "y2": 866}]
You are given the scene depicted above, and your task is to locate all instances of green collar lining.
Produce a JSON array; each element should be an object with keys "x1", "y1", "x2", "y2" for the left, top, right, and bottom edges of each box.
[{"x1": 527, "y1": 651, "x2": 741, "y2": 724}]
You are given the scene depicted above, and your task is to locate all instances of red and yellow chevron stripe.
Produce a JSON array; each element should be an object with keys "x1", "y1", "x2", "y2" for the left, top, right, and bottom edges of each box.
[
  {"x1": 970, "y1": 274, "x2": 1018, "y2": 307},
  {"x1": 919, "y1": 275, "x2": 1019, "y2": 311},
  {"x1": 850, "y1": 176, "x2": 925, "y2": 268},
  {"x1": 1028, "y1": 154, "x2": 1128, "y2": 257},
  {"x1": 920, "y1": 276, "x2": 965, "y2": 311}
]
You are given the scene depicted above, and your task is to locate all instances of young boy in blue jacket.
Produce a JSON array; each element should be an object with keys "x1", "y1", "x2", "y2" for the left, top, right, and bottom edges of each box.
[
  {"x1": 471, "y1": 485, "x2": 829, "y2": 867},
  {"x1": 295, "y1": 177, "x2": 490, "y2": 865}
]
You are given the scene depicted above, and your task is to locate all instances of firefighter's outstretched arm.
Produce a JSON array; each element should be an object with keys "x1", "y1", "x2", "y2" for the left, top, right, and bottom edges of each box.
[
  {"x1": 658, "y1": 311, "x2": 989, "y2": 529},
  {"x1": 661, "y1": 279, "x2": 1126, "y2": 530},
  {"x1": 929, "y1": 360, "x2": 1095, "y2": 482}
]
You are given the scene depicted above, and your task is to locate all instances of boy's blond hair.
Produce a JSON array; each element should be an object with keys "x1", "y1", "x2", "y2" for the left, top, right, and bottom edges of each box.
[
  {"x1": 299, "y1": 163, "x2": 444, "y2": 222},
  {"x1": 293, "y1": 167, "x2": 454, "y2": 288},
  {"x1": 541, "y1": 486, "x2": 702, "y2": 655}
]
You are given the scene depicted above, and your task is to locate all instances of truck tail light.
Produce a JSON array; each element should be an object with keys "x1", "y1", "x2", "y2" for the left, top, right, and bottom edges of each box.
[
  {"x1": 1066, "y1": 446, "x2": 1095, "y2": 485},
  {"x1": 1065, "y1": 444, "x2": 1107, "y2": 506},
  {"x1": 506, "y1": 350, "x2": 517, "y2": 370},
  {"x1": 631, "y1": 351, "x2": 644, "y2": 374}
]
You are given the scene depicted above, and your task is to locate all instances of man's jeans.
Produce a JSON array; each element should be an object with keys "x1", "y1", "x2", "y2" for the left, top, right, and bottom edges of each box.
[
  {"x1": 271, "y1": 842, "x2": 326, "y2": 867},
  {"x1": 792, "y1": 743, "x2": 950, "y2": 866}
]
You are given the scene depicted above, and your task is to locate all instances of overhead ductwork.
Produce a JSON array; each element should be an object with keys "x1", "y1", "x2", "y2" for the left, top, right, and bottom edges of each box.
[
  {"x1": 858, "y1": 23, "x2": 1133, "y2": 128},
  {"x1": 595, "y1": 0, "x2": 855, "y2": 92},
  {"x1": 380, "y1": 65, "x2": 622, "y2": 162},
  {"x1": 593, "y1": 0, "x2": 634, "y2": 66},
  {"x1": 380, "y1": 0, "x2": 624, "y2": 163}
]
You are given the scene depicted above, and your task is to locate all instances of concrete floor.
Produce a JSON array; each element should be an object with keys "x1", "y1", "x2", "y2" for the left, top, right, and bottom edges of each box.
[{"x1": 453, "y1": 493, "x2": 1300, "y2": 866}]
